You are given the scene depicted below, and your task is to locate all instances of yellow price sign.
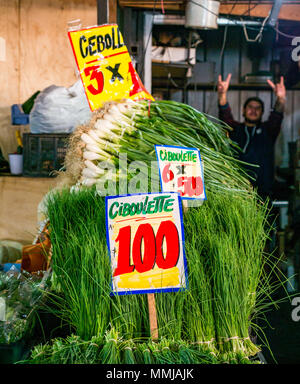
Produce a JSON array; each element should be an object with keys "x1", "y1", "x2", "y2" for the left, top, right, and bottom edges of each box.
[
  {"x1": 68, "y1": 24, "x2": 154, "y2": 111},
  {"x1": 105, "y1": 192, "x2": 188, "y2": 296}
]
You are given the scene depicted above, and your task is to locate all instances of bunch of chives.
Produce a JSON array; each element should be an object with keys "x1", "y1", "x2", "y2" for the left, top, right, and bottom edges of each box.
[
  {"x1": 45, "y1": 187, "x2": 282, "y2": 361},
  {"x1": 46, "y1": 188, "x2": 112, "y2": 340},
  {"x1": 46, "y1": 187, "x2": 150, "y2": 343},
  {"x1": 183, "y1": 190, "x2": 281, "y2": 358}
]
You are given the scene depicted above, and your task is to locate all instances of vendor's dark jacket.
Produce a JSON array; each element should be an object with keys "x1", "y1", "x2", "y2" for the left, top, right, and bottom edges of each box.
[{"x1": 218, "y1": 102, "x2": 283, "y2": 198}]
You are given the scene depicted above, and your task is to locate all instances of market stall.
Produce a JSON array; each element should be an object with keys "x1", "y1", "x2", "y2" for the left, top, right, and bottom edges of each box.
[{"x1": 1, "y1": 0, "x2": 300, "y2": 368}]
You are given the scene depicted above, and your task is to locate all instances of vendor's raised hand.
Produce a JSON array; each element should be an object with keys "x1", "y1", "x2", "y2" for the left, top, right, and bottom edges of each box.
[
  {"x1": 217, "y1": 73, "x2": 232, "y2": 95},
  {"x1": 267, "y1": 76, "x2": 286, "y2": 101}
]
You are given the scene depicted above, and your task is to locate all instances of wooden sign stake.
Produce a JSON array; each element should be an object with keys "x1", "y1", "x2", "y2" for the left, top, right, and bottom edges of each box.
[
  {"x1": 183, "y1": 200, "x2": 188, "y2": 213},
  {"x1": 147, "y1": 293, "x2": 158, "y2": 340}
]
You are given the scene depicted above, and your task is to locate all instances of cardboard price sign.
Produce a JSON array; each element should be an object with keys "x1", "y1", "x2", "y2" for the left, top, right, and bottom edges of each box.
[
  {"x1": 155, "y1": 145, "x2": 207, "y2": 200},
  {"x1": 68, "y1": 24, "x2": 154, "y2": 111},
  {"x1": 105, "y1": 192, "x2": 188, "y2": 295}
]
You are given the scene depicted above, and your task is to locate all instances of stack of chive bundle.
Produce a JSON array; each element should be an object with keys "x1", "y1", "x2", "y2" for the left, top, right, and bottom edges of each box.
[
  {"x1": 24, "y1": 100, "x2": 284, "y2": 364},
  {"x1": 62, "y1": 99, "x2": 253, "y2": 195}
]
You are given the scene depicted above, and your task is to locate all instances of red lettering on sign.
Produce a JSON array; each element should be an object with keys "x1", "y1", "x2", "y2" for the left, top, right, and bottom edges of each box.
[
  {"x1": 156, "y1": 220, "x2": 179, "y2": 269},
  {"x1": 84, "y1": 65, "x2": 104, "y2": 95},
  {"x1": 114, "y1": 225, "x2": 134, "y2": 276},
  {"x1": 132, "y1": 223, "x2": 156, "y2": 273},
  {"x1": 162, "y1": 163, "x2": 174, "y2": 183},
  {"x1": 177, "y1": 176, "x2": 186, "y2": 196},
  {"x1": 113, "y1": 221, "x2": 180, "y2": 276},
  {"x1": 178, "y1": 176, "x2": 203, "y2": 197},
  {"x1": 128, "y1": 61, "x2": 148, "y2": 97}
]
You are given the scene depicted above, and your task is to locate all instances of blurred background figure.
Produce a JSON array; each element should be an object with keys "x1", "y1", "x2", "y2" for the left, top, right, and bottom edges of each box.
[{"x1": 217, "y1": 73, "x2": 286, "y2": 200}]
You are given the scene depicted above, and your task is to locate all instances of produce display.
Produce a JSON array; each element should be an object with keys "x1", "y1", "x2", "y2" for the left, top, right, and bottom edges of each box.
[
  {"x1": 62, "y1": 99, "x2": 252, "y2": 194},
  {"x1": 28, "y1": 186, "x2": 275, "y2": 364},
  {"x1": 3, "y1": 99, "x2": 284, "y2": 364},
  {"x1": 0, "y1": 271, "x2": 45, "y2": 345}
]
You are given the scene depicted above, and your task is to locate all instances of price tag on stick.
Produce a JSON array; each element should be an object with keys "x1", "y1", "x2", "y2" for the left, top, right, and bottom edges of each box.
[
  {"x1": 105, "y1": 192, "x2": 188, "y2": 340},
  {"x1": 105, "y1": 192, "x2": 188, "y2": 296}
]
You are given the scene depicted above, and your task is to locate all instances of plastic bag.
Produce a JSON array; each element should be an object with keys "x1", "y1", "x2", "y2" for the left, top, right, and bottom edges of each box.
[
  {"x1": 29, "y1": 80, "x2": 92, "y2": 134},
  {"x1": 0, "y1": 270, "x2": 49, "y2": 344}
]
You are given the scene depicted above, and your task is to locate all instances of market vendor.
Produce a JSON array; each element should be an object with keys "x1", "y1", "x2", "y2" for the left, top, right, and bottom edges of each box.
[{"x1": 217, "y1": 73, "x2": 286, "y2": 200}]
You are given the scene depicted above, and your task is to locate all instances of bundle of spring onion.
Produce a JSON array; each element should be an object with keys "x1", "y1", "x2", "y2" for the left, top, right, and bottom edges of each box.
[
  {"x1": 25, "y1": 331, "x2": 224, "y2": 364},
  {"x1": 25, "y1": 330, "x2": 258, "y2": 364},
  {"x1": 61, "y1": 99, "x2": 253, "y2": 195}
]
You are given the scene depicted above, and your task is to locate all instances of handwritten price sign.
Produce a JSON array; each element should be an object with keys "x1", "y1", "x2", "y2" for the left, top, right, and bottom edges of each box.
[
  {"x1": 155, "y1": 145, "x2": 206, "y2": 200},
  {"x1": 105, "y1": 192, "x2": 188, "y2": 295},
  {"x1": 68, "y1": 24, "x2": 154, "y2": 111}
]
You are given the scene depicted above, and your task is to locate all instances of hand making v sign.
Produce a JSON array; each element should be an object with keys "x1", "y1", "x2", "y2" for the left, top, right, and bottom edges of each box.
[
  {"x1": 217, "y1": 73, "x2": 232, "y2": 106},
  {"x1": 267, "y1": 76, "x2": 286, "y2": 113}
]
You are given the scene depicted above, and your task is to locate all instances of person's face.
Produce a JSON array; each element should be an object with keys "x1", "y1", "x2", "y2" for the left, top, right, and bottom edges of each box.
[{"x1": 243, "y1": 101, "x2": 263, "y2": 123}]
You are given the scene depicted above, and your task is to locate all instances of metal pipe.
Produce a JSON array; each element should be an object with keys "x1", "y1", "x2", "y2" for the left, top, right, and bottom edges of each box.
[
  {"x1": 97, "y1": 0, "x2": 109, "y2": 25},
  {"x1": 267, "y1": 0, "x2": 283, "y2": 27},
  {"x1": 153, "y1": 14, "x2": 262, "y2": 27},
  {"x1": 217, "y1": 17, "x2": 262, "y2": 27}
]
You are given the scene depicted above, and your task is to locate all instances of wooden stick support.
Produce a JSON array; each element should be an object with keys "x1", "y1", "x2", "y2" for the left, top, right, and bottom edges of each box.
[
  {"x1": 147, "y1": 293, "x2": 158, "y2": 340},
  {"x1": 182, "y1": 200, "x2": 188, "y2": 213}
]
